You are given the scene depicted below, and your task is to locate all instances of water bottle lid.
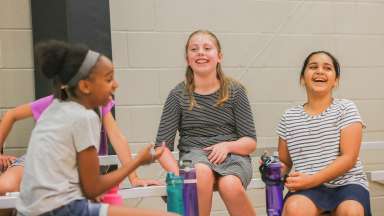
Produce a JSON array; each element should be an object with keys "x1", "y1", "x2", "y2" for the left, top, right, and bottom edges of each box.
[
  {"x1": 166, "y1": 172, "x2": 175, "y2": 179},
  {"x1": 179, "y1": 160, "x2": 193, "y2": 169},
  {"x1": 166, "y1": 172, "x2": 184, "y2": 184}
]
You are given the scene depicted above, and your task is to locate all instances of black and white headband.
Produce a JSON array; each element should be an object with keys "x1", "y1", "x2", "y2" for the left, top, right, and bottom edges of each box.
[{"x1": 67, "y1": 50, "x2": 100, "y2": 87}]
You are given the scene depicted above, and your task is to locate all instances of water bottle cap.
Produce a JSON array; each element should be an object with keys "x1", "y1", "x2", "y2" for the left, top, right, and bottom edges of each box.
[
  {"x1": 166, "y1": 172, "x2": 184, "y2": 184},
  {"x1": 166, "y1": 172, "x2": 175, "y2": 181},
  {"x1": 179, "y1": 160, "x2": 193, "y2": 169}
]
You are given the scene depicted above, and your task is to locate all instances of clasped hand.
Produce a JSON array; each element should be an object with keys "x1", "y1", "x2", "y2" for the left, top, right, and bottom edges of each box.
[
  {"x1": 203, "y1": 142, "x2": 229, "y2": 165},
  {"x1": 135, "y1": 143, "x2": 165, "y2": 166},
  {"x1": 0, "y1": 154, "x2": 16, "y2": 172},
  {"x1": 284, "y1": 172, "x2": 315, "y2": 192}
]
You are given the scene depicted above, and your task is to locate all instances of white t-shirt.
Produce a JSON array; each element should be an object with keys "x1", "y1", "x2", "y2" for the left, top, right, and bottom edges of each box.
[
  {"x1": 276, "y1": 99, "x2": 368, "y2": 190},
  {"x1": 17, "y1": 99, "x2": 101, "y2": 215}
]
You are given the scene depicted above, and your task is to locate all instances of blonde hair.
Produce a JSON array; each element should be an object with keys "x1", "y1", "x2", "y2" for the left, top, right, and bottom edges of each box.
[{"x1": 185, "y1": 30, "x2": 231, "y2": 110}]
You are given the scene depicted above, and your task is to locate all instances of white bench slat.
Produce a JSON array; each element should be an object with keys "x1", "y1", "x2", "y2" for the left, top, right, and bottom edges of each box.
[
  {"x1": 361, "y1": 141, "x2": 384, "y2": 182},
  {"x1": 99, "y1": 154, "x2": 119, "y2": 166},
  {"x1": 366, "y1": 170, "x2": 384, "y2": 182},
  {"x1": 0, "y1": 193, "x2": 18, "y2": 209},
  {"x1": 0, "y1": 178, "x2": 264, "y2": 208},
  {"x1": 99, "y1": 151, "x2": 181, "y2": 166},
  {"x1": 120, "y1": 178, "x2": 264, "y2": 199},
  {"x1": 361, "y1": 141, "x2": 384, "y2": 150},
  {"x1": 2, "y1": 141, "x2": 383, "y2": 209}
]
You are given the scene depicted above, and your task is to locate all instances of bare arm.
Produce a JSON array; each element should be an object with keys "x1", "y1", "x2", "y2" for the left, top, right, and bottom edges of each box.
[
  {"x1": 0, "y1": 104, "x2": 33, "y2": 169},
  {"x1": 278, "y1": 137, "x2": 292, "y2": 176},
  {"x1": 102, "y1": 113, "x2": 139, "y2": 182},
  {"x1": 225, "y1": 137, "x2": 256, "y2": 155},
  {"x1": 310, "y1": 122, "x2": 362, "y2": 185},
  {"x1": 285, "y1": 122, "x2": 363, "y2": 191},
  {"x1": 156, "y1": 145, "x2": 179, "y2": 175},
  {"x1": 0, "y1": 103, "x2": 33, "y2": 150},
  {"x1": 103, "y1": 113, "x2": 162, "y2": 186},
  {"x1": 78, "y1": 144, "x2": 164, "y2": 199}
]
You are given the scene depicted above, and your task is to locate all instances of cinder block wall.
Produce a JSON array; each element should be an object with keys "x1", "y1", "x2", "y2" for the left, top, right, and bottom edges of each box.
[
  {"x1": 0, "y1": 0, "x2": 34, "y2": 157},
  {"x1": 0, "y1": 0, "x2": 383, "y2": 215},
  {"x1": 110, "y1": 0, "x2": 384, "y2": 151},
  {"x1": 109, "y1": 0, "x2": 384, "y2": 215}
]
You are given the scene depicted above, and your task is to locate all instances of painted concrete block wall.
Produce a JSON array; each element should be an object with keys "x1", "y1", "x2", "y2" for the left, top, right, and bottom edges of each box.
[
  {"x1": 0, "y1": 0, "x2": 383, "y2": 215},
  {"x1": 110, "y1": 0, "x2": 384, "y2": 152},
  {"x1": 109, "y1": 0, "x2": 384, "y2": 215},
  {"x1": 0, "y1": 0, "x2": 34, "y2": 156}
]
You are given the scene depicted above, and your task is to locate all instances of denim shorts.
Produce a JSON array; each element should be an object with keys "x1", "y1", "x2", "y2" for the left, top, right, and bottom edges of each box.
[
  {"x1": 9, "y1": 155, "x2": 26, "y2": 168},
  {"x1": 285, "y1": 184, "x2": 371, "y2": 216},
  {"x1": 38, "y1": 199, "x2": 109, "y2": 216}
]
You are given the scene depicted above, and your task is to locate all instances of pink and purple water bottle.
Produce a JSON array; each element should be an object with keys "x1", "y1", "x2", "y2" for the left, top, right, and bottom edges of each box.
[
  {"x1": 100, "y1": 185, "x2": 123, "y2": 205},
  {"x1": 259, "y1": 152, "x2": 283, "y2": 216},
  {"x1": 179, "y1": 160, "x2": 199, "y2": 216}
]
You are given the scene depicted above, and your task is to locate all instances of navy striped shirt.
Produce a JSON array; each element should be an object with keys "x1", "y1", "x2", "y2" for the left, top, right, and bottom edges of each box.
[{"x1": 277, "y1": 99, "x2": 368, "y2": 190}]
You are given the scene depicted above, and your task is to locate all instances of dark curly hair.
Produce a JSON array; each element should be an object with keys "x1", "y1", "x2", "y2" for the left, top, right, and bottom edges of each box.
[{"x1": 34, "y1": 40, "x2": 89, "y2": 100}]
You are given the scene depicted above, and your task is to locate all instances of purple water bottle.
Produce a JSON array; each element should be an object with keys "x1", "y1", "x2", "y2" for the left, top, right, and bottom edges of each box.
[
  {"x1": 179, "y1": 160, "x2": 199, "y2": 216},
  {"x1": 98, "y1": 124, "x2": 108, "y2": 155},
  {"x1": 98, "y1": 106, "x2": 108, "y2": 156},
  {"x1": 259, "y1": 152, "x2": 283, "y2": 216}
]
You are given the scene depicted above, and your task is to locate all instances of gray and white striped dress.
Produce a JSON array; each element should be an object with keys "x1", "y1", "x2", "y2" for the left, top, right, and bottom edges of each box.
[
  {"x1": 155, "y1": 81, "x2": 257, "y2": 187},
  {"x1": 276, "y1": 99, "x2": 368, "y2": 190}
]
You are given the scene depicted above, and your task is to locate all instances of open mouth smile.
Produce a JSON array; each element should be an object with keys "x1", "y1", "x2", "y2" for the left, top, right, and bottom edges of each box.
[
  {"x1": 195, "y1": 59, "x2": 209, "y2": 64},
  {"x1": 312, "y1": 77, "x2": 327, "y2": 83}
]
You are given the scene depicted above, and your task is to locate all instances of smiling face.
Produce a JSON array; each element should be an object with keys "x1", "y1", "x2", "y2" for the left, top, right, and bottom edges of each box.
[
  {"x1": 86, "y1": 56, "x2": 118, "y2": 107},
  {"x1": 186, "y1": 32, "x2": 222, "y2": 77},
  {"x1": 301, "y1": 53, "x2": 339, "y2": 96}
]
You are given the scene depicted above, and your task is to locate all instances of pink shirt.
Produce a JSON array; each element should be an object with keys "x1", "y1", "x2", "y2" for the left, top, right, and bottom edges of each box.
[{"x1": 30, "y1": 95, "x2": 115, "y2": 121}]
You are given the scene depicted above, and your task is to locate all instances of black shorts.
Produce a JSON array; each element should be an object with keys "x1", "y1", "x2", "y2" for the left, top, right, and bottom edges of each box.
[{"x1": 285, "y1": 184, "x2": 371, "y2": 216}]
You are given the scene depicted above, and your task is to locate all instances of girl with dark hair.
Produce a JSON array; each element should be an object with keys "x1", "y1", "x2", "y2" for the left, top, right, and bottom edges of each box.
[
  {"x1": 277, "y1": 51, "x2": 371, "y2": 216},
  {"x1": 155, "y1": 30, "x2": 257, "y2": 216},
  {"x1": 15, "y1": 40, "x2": 175, "y2": 216},
  {"x1": 0, "y1": 64, "x2": 160, "y2": 196}
]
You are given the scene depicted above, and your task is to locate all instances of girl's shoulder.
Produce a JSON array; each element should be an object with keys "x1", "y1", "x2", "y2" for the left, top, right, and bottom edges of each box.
[
  {"x1": 52, "y1": 100, "x2": 96, "y2": 118},
  {"x1": 30, "y1": 95, "x2": 55, "y2": 120},
  {"x1": 227, "y1": 78, "x2": 246, "y2": 94},
  {"x1": 281, "y1": 99, "x2": 357, "y2": 117},
  {"x1": 282, "y1": 104, "x2": 304, "y2": 117},
  {"x1": 331, "y1": 99, "x2": 361, "y2": 117},
  {"x1": 164, "y1": 82, "x2": 188, "y2": 104},
  {"x1": 171, "y1": 81, "x2": 185, "y2": 94},
  {"x1": 333, "y1": 98, "x2": 357, "y2": 109}
]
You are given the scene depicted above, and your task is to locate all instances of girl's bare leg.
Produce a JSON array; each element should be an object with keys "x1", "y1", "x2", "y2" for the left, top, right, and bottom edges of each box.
[
  {"x1": 195, "y1": 163, "x2": 215, "y2": 216},
  {"x1": 217, "y1": 175, "x2": 255, "y2": 216},
  {"x1": 0, "y1": 166, "x2": 23, "y2": 195}
]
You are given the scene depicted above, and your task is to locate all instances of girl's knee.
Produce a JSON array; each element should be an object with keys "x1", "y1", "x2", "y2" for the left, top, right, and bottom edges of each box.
[
  {"x1": 0, "y1": 167, "x2": 23, "y2": 193},
  {"x1": 0, "y1": 178, "x2": 19, "y2": 193},
  {"x1": 334, "y1": 200, "x2": 364, "y2": 216},
  {"x1": 195, "y1": 164, "x2": 215, "y2": 190},
  {"x1": 283, "y1": 195, "x2": 318, "y2": 216},
  {"x1": 195, "y1": 164, "x2": 214, "y2": 178},
  {"x1": 217, "y1": 176, "x2": 244, "y2": 196}
]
